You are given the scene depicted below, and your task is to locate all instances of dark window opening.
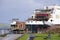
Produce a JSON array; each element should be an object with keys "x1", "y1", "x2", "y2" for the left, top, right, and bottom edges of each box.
[
  {"x1": 36, "y1": 16, "x2": 46, "y2": 18},
  {"x1": 50, "y1": 19, "x2": 53, "y2": 22}
]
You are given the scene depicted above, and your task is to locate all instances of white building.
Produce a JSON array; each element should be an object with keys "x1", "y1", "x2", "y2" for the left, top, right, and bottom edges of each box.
[
  {"x1": 46, "y1": 5, "x2": 60, "y2": 25},
  {"x1": 25, "y1": 5, "x2": 60, "y2": 33}
]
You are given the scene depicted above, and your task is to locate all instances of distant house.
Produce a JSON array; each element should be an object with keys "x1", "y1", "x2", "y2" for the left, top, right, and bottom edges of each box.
[{"x1": 11, "y1": 21, "x2": 26, "y2": 34}]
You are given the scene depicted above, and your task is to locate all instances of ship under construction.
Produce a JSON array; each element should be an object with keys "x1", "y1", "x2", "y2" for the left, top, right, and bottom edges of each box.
[{"x1": 26, "y1": 5, "x2": 60, "y2": 33}]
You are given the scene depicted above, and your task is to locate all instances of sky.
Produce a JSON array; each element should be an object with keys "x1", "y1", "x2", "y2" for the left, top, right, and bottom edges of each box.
[{"x1": 0, "y1": 0, "x2": 60, "y2": 23}]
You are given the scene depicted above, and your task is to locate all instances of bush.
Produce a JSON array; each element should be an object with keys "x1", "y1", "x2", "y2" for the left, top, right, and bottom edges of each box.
[{"x1": 0, "y1": 34, "x2": 7, "y2": 37}]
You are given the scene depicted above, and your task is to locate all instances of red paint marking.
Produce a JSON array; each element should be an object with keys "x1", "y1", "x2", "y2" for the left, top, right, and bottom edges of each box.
[{"x1": 36, "y1": 14, "x2": 48, "y2": 16}]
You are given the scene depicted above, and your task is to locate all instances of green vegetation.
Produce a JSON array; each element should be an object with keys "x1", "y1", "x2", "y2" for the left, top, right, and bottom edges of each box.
[
  {"x1": 17, "y1": 33, "x2": 60, "y2": 40},
  {"x1": 34, "y1": 33, "x2": 60, "y2": 40},
  {"x1": 17, "y1": 34, "x2": 28, "y2": 40},
  {"x1": 0, "y1": 34, "x2": 7, "y2": 37}
]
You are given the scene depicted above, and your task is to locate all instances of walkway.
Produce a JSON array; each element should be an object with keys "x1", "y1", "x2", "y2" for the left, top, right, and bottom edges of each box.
[{"x1": 0, "y1": 34, "x2": 23, "y2": 40}]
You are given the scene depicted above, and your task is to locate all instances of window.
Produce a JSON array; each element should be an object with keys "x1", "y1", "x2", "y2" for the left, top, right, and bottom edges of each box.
[
  {"x1": 50, "y1": 19, "x2": 53, "y2": 22},
  {"x1": 36, "y1": 16, "x2": 46, "y2": 18},
  {"x1": 20, "y1": 24, "x2": 23, "y2": 28},
  {"x1": 56, "y1": 15, "x2": 60, "y2": 19},
  {"x1": 21, "y1": 24, "x2": 22, "y2": 27}
]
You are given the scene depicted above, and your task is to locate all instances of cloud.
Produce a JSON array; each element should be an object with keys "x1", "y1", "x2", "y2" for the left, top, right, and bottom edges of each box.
[
  {"x1": 16, "y1": 0, "x2": 43, "y2": 8},
  {"x1": 34, "y1": 0, "x2": 60, "y2": 6},
  {"x1": 0, "y1": 0, "x2": 60, "y2": 23}
]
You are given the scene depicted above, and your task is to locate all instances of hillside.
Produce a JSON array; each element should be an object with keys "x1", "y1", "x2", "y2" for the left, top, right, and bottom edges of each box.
[{"x1": 0, "y1": 23, "x2": 11, "y2": 29}]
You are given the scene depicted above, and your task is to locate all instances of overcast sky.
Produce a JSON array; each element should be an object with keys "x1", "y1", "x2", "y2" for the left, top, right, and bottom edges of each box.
[{"x1": 0, "y1": 0, "x2": 60, "y2": 23}]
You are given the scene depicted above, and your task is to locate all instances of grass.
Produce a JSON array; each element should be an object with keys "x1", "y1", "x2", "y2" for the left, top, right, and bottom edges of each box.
[
  {"x1": 17, "y1": 33, "x2": 60, "y2": 40},
  {"x1": 17, "y1": 34, "x2": 28, "y2": 40},
  {"x1": 34, "y1": 33, "x2": 60, "y2": 40}
]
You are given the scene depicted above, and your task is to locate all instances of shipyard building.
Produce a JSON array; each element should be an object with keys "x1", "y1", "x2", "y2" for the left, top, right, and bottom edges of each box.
[{"x1": 26, "y1": 5, "x2": 60, "y2": 33}]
